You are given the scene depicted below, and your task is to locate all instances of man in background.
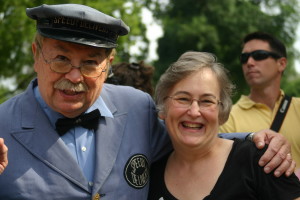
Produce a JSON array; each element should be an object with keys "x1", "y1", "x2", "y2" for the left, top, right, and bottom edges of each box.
[{"x1": 220, "y1": 31, "x2": 300, "y2": 176}]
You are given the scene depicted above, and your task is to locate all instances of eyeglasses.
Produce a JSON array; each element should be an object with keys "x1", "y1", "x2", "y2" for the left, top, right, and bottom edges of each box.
[
  {"x1": 166, "y1": 95, "x2": 222, "y2": 111},
  {"x1": 240, "y1": 50, "x2": 281, "y2": 64},
  {"x1": 37, "y1": 43, "x2": 106, "y2": 78}
]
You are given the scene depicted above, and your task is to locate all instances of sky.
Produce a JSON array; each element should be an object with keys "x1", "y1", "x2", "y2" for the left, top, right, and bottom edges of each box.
[
  {"x1": 143, "y1": 9, "x2": 163, "y2": 62},
  {"x1": 294, "y1": 25, "x2": 300, "y2": 73},
  {"x1": 129, "y1": 8, "x2": 162, "y2": 63}
]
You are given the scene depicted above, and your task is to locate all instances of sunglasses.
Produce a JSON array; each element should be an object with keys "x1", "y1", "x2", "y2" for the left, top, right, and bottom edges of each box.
[{"x1": 240, "y1": 50, "x2": 281, "y2": 64}]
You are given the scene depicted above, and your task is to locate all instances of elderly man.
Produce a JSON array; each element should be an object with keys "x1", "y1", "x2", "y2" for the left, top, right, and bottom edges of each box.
[{"x1": 0, "y1": 4, "x2": 295, "y2": 200}]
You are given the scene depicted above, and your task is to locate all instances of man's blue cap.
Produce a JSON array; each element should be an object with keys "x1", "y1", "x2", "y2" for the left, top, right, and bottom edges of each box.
[{"x1": 26, "y1": 4, "x2": 130, "y2": 48}]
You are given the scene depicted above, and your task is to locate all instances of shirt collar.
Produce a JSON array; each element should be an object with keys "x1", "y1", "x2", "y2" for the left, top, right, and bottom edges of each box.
[{"x1": 238, "y1": 90, "x2": 285, "y2": 109}]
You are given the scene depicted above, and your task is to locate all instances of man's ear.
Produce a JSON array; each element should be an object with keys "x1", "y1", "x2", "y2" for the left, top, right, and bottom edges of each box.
[
  {"x1": 32, "y1": 43, "x2": 39, "y2": 72},
  {"x1": 278, "y1": 57, "x2": 287, "y2": 72},
  {"x1": 32, "y1": 42, "x2": 37, "y2": 58},
  {"x1": 109, "y1": 54, "x2": 114, "y2": 64}
]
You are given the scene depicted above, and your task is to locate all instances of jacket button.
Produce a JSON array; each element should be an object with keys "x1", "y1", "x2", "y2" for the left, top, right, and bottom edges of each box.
[{"x1": 93, "y1": 193, "x2": 100, "y2": 200}]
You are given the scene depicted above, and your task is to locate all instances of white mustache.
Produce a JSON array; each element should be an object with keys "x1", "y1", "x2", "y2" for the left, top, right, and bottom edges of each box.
[{"x1": 54, "y1": 79, "x2": 88, "y2": 92}]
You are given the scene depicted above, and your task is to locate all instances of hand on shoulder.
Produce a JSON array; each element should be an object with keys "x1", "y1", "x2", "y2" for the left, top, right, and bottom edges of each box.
[{"x1": 252, "y1": 129, "x2": 295, "y2": 177}]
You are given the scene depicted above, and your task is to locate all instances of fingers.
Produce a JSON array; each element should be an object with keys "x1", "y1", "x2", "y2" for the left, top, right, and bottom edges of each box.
[
  {"x1": 283, "y1": 154, "x2": 296, "y2": 177},
  {"x1": 253, "y1": 129, "x2": 296, "y2": 178},
  {"x1": 252, "y1": 129, "x2": 276, "y2": 149},
  {"x1": 252, "y1": 134, "x2": 265, "y2": 149},
  {"x1": 269, "y1": 153, "x2": 295, "y2": 177},
  {"x1": 255, "y1": 131, "x2": 285, "y2": 166},
  {"x1": 256, "y1": 131, "x2": 291, "y2": 175},
  {"x1": 260, "y1": 145, "x2": 288, "y2": 174},
  {"x1": 0, "y1": 138, "x2": 8, "y2": 174}
]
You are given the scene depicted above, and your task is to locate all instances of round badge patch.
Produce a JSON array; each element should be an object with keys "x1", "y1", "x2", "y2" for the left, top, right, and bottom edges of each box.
[{"x1": 124, "y1": 154, "x2": 149, "y2": 189}]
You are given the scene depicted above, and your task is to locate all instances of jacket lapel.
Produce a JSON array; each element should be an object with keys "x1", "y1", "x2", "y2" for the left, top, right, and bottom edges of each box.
[
  {"x1": 92, "y1": 87, "x2": 128, "y2": 194},
  {"x1": 11, "y1": 81, "x2": 90, "y2": 192}
]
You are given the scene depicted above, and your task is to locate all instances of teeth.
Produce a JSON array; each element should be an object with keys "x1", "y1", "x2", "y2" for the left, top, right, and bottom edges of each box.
[{"x1": 182, "y1": 122, "x2": 203, "y2": 128}]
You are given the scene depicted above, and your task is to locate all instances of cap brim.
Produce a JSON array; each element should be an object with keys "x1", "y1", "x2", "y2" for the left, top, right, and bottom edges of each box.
[{"x1": 38, "y1": 28, "x2": 117, "y2": 48}]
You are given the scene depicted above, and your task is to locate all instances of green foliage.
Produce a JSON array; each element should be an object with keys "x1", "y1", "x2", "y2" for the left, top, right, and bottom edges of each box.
[
  {"x1": 148, "y1": 0, "x2": 300, "y2": 101},
  {"x1": 283, "y1": 77, "x2": 300, "y2": 96},
  {"x1": 1, "y1": 0, "x2": 300, "y2": 103},
  {"x1": 0, "y1": 0, "x2": 148, "y2": 102}
]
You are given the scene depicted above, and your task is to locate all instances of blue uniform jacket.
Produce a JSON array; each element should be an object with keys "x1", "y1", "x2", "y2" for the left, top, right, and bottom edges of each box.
[{"x1": 0, "y1": 79, "x2": 172, "y2": 200}]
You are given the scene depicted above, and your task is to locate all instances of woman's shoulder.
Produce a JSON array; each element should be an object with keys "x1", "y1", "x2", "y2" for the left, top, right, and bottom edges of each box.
[{"x1": 230, "y1": 139, "x2": 267, "y2": 162}]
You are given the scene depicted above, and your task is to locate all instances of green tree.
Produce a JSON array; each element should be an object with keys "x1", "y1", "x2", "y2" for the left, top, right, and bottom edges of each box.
[
  {"x1": 0, "y1": 0, "x2": 148, "y2": 102},
  {"x1": 147, "y1": 0, "x2": 300, "y2": 101}
]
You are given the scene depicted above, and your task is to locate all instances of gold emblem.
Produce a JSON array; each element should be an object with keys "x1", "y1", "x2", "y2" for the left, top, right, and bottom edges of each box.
[{"x1": 93, "y1": 193, "x2": 100, "y2": 200}]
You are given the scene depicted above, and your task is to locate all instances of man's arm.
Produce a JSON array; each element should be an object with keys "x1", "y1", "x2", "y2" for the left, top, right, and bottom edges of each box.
[
  {"x1": 0, "y1": 138, "x2": 8, "y2": 174},
  {"x1": 218, "y1": 132, "x2": 249, "y2": 139}
]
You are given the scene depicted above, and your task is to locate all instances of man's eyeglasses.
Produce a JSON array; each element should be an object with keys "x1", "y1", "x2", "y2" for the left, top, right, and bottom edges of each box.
[
  {"x1": 240, "y1": 50, "x2": 281, "y2": 64},
  {"x1": 37, "y1": 42, "x2": 106, "y2": 78},
  {"x1": 166, "y1": 95, "x2": 222, "y2": 111}
]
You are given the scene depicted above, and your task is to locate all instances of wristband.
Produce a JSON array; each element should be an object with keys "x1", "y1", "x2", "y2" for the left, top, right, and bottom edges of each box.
[{"x1": 246, "y1": 132, "x2": 255, "y2": 141}]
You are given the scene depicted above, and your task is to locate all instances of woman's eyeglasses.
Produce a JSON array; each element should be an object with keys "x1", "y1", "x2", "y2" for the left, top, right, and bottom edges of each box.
[
  {"x1": 166, "y1": 95, "x2": 222, "y2": 111},
  {"x1": 240, "y1": 50, "x2": 281, "y2": 64}
]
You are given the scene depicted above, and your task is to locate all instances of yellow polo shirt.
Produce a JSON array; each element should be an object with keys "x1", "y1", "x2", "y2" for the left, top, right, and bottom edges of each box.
[{"x1": 220, "y1": 91, "x2": 300, "y2": 168}]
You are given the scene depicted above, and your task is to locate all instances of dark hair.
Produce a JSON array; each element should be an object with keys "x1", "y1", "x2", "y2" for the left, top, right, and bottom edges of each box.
[
  {"x1": 106, "y1": 61, "x2": 155, "y2": 96},
  {"x1": 243, "y1": 31, "x2": 287, "y2": 58}
]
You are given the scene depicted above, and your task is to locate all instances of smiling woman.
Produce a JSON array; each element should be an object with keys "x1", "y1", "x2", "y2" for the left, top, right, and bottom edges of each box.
[{"x1": 148, "y1": 51, "x2": 300, "y2": 200}]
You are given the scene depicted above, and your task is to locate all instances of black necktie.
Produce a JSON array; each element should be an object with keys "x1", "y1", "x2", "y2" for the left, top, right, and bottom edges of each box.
[{"x1": 55, "y1": 109, "x2": 101, "y2": 136}]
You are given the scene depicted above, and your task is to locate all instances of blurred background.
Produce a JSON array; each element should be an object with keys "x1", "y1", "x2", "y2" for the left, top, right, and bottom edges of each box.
[{"x1": 1, "y1": 0, "x2": 300, "y2": 102}]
